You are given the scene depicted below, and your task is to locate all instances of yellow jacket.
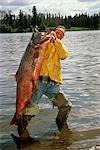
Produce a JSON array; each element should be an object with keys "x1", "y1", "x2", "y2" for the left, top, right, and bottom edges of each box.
[{"x1": 40, "y1": 39, "x2": 69, "y2": 83}]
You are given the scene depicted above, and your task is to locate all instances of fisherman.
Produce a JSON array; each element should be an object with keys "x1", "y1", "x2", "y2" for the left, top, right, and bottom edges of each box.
[
  {"x1": 11, "y1": 26, "x2": 72, "y2": 141},
  {"x1": 35, "y1": 26, "x2": 72, "y2": 129}
]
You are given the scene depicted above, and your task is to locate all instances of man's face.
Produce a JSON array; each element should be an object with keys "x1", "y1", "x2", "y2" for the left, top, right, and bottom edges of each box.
[{"x1": 55, "y1": 28, "x2": 65, "y2": 39}]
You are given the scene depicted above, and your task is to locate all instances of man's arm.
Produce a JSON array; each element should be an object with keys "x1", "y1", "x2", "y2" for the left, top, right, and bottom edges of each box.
[{"x1": 54, "y1": 39, "x2": 69, "y2": 60}]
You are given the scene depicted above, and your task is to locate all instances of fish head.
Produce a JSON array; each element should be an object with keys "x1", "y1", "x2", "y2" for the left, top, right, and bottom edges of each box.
[{"x1": 31, "y1": 27, "x2": 42, "y2": 45}]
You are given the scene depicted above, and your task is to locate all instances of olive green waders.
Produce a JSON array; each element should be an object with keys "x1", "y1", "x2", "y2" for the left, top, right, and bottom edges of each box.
[{"x1": 52, "y1": 92, "x2": 72, "y2": 131}]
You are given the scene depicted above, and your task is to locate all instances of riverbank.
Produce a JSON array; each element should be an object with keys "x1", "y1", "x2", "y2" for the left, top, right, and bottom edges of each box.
[
  {"x1": 0, "y1": 26, "x2": 100, "y2": 33},
  {"x1": 66, "y1": 27, "x2": 94, "y2": 31}
]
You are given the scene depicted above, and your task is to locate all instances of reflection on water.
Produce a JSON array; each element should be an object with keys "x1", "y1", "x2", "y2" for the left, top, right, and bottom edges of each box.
[{"x1": 0, "y1": 31, "x2": 100, "y2": 149}]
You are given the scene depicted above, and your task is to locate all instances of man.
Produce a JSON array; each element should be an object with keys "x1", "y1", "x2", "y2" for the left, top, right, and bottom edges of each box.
[{"x1": 16, "y1": 26, "x2": 72, "y2": 140}]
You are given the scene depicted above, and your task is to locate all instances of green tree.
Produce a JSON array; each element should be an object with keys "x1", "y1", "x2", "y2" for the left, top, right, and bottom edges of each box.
[
  {"x1": 93, "y1": 14, "x2": 99, "y2": 29},
  {"x1": 32, "y1": 6, "x2": 37, "y2": 27},
  {"x1": 18, "y1": 10, "x2": 24, "y2": 28}
]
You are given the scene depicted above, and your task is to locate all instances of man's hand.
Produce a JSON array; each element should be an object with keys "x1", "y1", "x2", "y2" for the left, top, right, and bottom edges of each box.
[
  {"x1": 33, "y1": 80, "x2": 38, "y2": 90},
  {"x1": 49, "y1": 31, "x2": 57, "y2": 43}
]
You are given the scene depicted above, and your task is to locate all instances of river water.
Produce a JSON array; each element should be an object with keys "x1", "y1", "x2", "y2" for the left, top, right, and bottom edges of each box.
[{"x1": 0, "y1": 31, "x2": 100, "y2": 150}]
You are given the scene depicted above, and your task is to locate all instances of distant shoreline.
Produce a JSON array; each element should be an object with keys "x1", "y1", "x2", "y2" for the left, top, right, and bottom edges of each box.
[
  {"x1": 66, "y1": 27, "x2": 100, "y2": 31},
  {"x1": 0, "y1": 7, "x2": 99, "y2": 33},
  {"x1": 0, "y1": 27, "x2": 100, "y2": 33}
]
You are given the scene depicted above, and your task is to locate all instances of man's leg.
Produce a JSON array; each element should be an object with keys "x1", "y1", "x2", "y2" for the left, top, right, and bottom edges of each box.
[
  {"x1": 16, "y1": 81, "x2": 44, "y2": 140},
  {"x1": 17, "y1": 114, "x2": 32, "y2": 140},
  {"x1": 52, "y1": 92, "x2": 72, "y2": 131},
  {"x1": 45, "y1": 83, "x2": 71, "y2": 131}
]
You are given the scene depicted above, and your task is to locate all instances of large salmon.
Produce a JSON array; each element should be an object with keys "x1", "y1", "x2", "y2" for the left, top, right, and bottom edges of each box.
[{"x1": 10, "y1": 28, "x2": 50, "y2": 125}]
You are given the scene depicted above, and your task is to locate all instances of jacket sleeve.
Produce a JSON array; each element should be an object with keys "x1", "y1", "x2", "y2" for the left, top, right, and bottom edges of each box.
[{"x1": 54, "y1": 39, "x2": 69, "y2": 60}]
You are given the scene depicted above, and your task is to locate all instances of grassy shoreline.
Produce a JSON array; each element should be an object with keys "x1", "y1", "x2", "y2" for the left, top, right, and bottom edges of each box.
[{"x1": 0, "y1": 27, "x2": 100, "y2": 33}]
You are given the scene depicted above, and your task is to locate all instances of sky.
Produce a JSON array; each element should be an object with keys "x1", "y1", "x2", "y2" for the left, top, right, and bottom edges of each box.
[{"x1": 0, "y1": 0, "x2": 100, "y2": 16}]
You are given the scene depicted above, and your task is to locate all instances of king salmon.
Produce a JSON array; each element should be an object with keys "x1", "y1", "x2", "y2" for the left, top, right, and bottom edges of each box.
[{"x1": 10, "y1": 28, "x2": 50, "y2": 125}]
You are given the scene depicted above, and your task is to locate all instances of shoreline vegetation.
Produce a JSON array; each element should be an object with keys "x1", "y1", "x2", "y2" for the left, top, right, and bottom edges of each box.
[{"x1": 0, "y1": 6, "x2": 100, "y2": 33}]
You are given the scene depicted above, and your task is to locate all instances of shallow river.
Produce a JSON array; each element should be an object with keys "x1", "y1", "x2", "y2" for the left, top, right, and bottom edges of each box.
[{"x1": 0, "y1": 30, "x2": 100, "y2": 150}]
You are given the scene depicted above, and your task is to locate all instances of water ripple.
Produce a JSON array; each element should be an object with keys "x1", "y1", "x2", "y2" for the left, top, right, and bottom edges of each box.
[{"x1": 0, "y1": 31, "x2": 100, "y2": 148}]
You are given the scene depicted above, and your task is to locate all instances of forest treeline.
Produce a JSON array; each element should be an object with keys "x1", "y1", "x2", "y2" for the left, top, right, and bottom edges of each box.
[{"x1": 0, "y1": 6, "x2": 100, "y2": 33}]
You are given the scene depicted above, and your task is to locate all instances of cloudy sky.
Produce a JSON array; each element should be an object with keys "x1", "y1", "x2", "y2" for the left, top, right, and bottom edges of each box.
[{"x1": 0, "y1": 0, "x2": 100, "y2": 16}]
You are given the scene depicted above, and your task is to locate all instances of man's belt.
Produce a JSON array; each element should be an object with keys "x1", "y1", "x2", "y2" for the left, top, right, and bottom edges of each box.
[{"x1": 39, "y1": 76, "x2": 58, "y2": 85}]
